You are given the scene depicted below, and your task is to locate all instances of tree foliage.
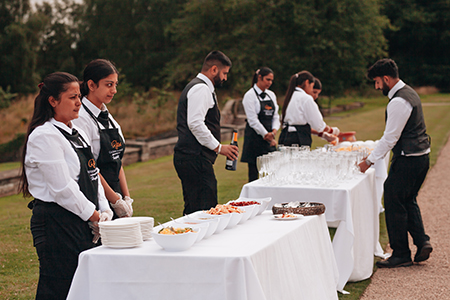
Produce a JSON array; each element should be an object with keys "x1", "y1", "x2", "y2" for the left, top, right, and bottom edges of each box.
[
  {"x1": 383, "y1": 0, "x2": 450, "y2": 90},
  {"x1": 164, "y1": 0, "x2": 388, "y2": 96},
  {"x1": 0, "y1": 0, "x2": 448, "y2": 96}
]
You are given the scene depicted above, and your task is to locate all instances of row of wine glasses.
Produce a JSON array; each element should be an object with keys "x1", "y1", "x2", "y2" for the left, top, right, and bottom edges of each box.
[{"x1": 256, "y1": 141, "x2": 377, "y2": 187}]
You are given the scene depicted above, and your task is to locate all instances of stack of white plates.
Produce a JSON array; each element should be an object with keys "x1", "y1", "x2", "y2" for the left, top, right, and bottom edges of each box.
[
  {"x1": 99, "y1": 219, "x2": 143, "y2": 248},
  {"x1": 128, "y1": 217, "x2": 154, "y2": 240}
]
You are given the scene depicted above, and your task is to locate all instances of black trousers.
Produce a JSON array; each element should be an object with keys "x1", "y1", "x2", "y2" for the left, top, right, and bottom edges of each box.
[
  {"x1": 173, "y1": 152, "x2": 218, "y2": 215},
  {"x1": 248, "y1": 162, "x2": 259, "y2": 182},
  {"x1": 383, "y1": 154, "x2": 430, "y2": 259},
  {"x1": 31, "y1": 200, "x2": 96, "y2": 300}
]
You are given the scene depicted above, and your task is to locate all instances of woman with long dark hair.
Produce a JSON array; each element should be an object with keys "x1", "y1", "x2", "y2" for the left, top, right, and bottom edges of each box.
[
  {"x1": 73, "y1": 59, "x2": 133, "y2": 218},
  {"x1": 20, "y1": 72, "x2": 112, "y2": 299},
  {"x1": 241, "y1": 67, "x2": 280, "y2": 182},
  {"x1": 279, "y1": 71, "x2": 339, "y2": 147}
]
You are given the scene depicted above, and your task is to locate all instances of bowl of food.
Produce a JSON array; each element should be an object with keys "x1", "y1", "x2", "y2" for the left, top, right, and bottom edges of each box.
[
  {"x1": 226, "y1": 211, "x2": 243, "y2": 229},
  {"x1": 236, "y1": 197, "x2": 271, "y2": 215},
  {"x1": 184, "y1": 213, "x2": 219, "y2": 238},
  {"x1": 197, "y1": 212, "x2": 231, "y2": 234},
  {"x1": 153, "y1": 227, "x2": 198, "y2": 252},
  {"x1": 227, "y1": 200, "x2": 260, "y2": 220},
  {"x1": 172, "y1": 219, "x2": 209, "y2": 242}
]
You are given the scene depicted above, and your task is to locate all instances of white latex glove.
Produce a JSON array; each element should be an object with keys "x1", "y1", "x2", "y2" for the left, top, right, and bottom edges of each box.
[
  {"x1": 110, "y1": 193, "x2": 132, "y2": 217},
  {"x1": 99, "y1": 209, "x2": 113, "y2": 222},
  {"x1": 321, "y1": 132, "x2": 338, "y2": 144},
  {"x1": 88, "y1": 221, "x2": 100, "y2": 244},
  {"x1": 124, "y1": 196, "x2": 134, "y2": 217},
  {"x1": 330, "y1": 127, "x2": 340, "y2": 136}
]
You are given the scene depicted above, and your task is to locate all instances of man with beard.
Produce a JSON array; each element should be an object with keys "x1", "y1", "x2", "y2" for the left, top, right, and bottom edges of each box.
[
  {"x1": 174, "y1": 50, "x2": 238, "y2": 215},
  {"x1": 358, "y1": 58, "x2": 432, "y2": 268}
]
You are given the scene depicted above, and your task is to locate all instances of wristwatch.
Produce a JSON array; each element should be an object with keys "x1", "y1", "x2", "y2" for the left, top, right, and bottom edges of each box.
[{"x1": 365, "y1": 159, "x2": 373, "y2": 166}]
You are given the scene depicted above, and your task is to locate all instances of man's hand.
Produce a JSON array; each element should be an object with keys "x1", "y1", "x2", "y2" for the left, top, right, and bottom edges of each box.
[
  {"x1": 219, "y1": 144, "x2": 239, "y2": 160},
  {"x1": 358, "y1": 158, "x2": 372, "y2": 173}
]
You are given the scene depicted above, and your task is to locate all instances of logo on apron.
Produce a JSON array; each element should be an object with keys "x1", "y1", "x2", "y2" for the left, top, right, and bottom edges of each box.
[
  {"x1": 111, "y1": 140, "x2": 122, "y2": 150},
  {"x1": 88, "y1": 158, "x2": 96, "y2": 168}
]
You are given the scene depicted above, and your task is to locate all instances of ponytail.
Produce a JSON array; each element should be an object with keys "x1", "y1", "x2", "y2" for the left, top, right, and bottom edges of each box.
[
  {"x1": 19, "y1": 72, "x2": 79, "y2": 197},
  {"x1": 281, "y1": 71, "x2": 314, "y2": 124}
]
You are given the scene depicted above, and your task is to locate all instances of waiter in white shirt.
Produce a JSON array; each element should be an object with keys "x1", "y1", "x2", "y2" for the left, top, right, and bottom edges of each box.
[
  {"x1": 174, "y1": 51, "x2": 238, "y2": 215},
  {"x1": 19, "y1": 72, "x2": 112, "y2": 300},
  {"x1": 279, "y1": 71, "x2": 339, "y2": 147},
  {"x1": 359, "y1": 59, "x2": 432, "y2": 268},
  {"x1": 241, "y1": 67, "x2": 280, "y2": 182}
]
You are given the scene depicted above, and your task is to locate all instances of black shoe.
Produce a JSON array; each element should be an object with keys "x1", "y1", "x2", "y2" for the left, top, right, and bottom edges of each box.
[
  {"x1": 376, "y1": 256, "x2": 413, "y2": 268},
  {"x1": 414, "y1": 241, "x2": 433, "y2": 262}
]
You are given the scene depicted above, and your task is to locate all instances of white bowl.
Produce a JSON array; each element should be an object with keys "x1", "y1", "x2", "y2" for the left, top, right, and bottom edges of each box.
[
  {"x1": 226, "y1": 201, "x2": 257, "y2": 223},
  {"x1": 197, "y1": 212, "x2": 231, "y2": 233},
  {"x1": 238, "y1": 205, "x2": 257, "y2": 223},
  {"x1": 226, "y1": 212, "x2": 243, "y2": 229},
  {"x1": 237, "y1": 197, "x2": 271, "y2": 215},
  {"x1": 153, "y1": 229, "x2": 198, "y2": 252},
  {"x1": 184, "y1": 214, "x2": 219, "y2": 239},
  {"x1": 172, "y1": 220, "x2": 209, "y2": 242}
]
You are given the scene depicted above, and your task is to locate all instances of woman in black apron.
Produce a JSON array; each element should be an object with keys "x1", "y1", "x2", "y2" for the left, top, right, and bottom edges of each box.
[
  {"x1": 19, "y1": 72, "x2": 113, "y2": 300},
  {"x1": 241, "y1": 67, "x2": 280, "y2": 182},
  {"x1": 73, "y1": 59, "x2": 133, "y2": 219},
  {"x1": 279, "y1": 71, "x2": 340, "y2": 147}
]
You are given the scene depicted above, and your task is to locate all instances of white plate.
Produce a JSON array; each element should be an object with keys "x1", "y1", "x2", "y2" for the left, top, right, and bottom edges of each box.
[{"x1": 273, "y1": 214, "x2": 303, "y2": 220}]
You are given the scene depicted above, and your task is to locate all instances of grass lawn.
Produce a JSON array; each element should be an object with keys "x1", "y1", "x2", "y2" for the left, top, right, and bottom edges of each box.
[{"x1": 1, "y1": 93, "x2": 449, "y2": 299}]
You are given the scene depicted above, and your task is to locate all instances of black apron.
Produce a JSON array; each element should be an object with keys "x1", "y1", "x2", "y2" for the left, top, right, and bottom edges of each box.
[
  {"x1": 83, "y1": 103, "x2": 125, "y2": 194},
  {"x1": 278, "y1": 123, "x2": 312, "y2": 147},
  {"x1": 29, "y1": 126, "x2": 99, "y2": 300},
  {"x1": 241, "y1": 89, "x2": 277, "y2": 164}
]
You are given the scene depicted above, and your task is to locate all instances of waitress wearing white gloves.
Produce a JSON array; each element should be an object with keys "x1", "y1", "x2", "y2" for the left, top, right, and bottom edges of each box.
[
  {"x1": 73, "y1": 59, "x2": 133, "y2": 219},
  {"x1": 241, "y1": 67, "x2": 280, "y2": 182},
  {"x1": 279, "y1": 71, "x2": 339, "y2": 147},
  {"x1": 19, "y1": 72, "x2": 113, "y2": 300}
]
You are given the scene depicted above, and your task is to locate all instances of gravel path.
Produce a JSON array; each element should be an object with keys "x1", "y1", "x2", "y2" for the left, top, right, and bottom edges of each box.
[{"x1": 361, "y1": 137, "x2": 450, "y2": 299}]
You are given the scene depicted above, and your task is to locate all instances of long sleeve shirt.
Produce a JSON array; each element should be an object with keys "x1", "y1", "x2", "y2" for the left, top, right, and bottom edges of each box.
[
  {"x1": 186, "y1": 73, "x2": 220, "y2": 150},
  {"x1": 25, "y1": 119, "x2": 109, "y2": 221},
  {"x1": 242, "y1": 84, "x2": 280, "y2": 137},
  {"x1": 367, "y1": 80, "x2": 430, "y2": 162},
  {"x1": 283, "y1": 87, "x2": 327, "y2": 132}
]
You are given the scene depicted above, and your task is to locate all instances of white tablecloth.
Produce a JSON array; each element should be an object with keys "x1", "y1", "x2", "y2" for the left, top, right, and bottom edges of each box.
[
  {"x1": 67, "y1": 213, "x2": 339, "y2": 300},
  {"x1": 240, "y1": 169, "x2": 380, "y2": 291}
]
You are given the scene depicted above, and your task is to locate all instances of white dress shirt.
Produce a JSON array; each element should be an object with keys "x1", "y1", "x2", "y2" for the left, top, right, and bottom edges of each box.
[
  {"x1": 242, "y1": 84, "x2": 280, "y2": 137},
  {"x1": 368, "y1": 80, "x2": 430, "y2": 162},
  {"x1": 186, "y1": 73, "x2": 220, "y2": 150},
  {"x1": 25, "y1": 119, "x2": 109, "y2": 221},
  {"x1": 72, "y1": 97, "x2": 125, "y2": 160},
  {"x1": 283, "y1": 87, "x2": 326, "y2": 132}
]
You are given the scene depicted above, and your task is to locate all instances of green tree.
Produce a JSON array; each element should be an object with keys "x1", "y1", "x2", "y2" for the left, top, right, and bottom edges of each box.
[
  {"x1": 76, "y1": 0, "x2": 186, "y2": 89},
  {"x1": 382, "y1": 0, "x2": 450, "y2": 90},
  {"x1": 165, "y1": 0, "x2": 388, "y2": 97},
  {"x1": 0, "y1": 0, "x2": 43, "y2": 93}
]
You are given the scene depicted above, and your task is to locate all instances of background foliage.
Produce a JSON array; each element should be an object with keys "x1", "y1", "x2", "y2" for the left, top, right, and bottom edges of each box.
[{"x1": 1, "y1": 0, "x2": 448, "y2": 98}]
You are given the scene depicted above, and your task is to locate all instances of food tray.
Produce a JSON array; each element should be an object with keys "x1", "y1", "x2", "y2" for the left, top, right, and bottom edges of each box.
[{"x1": 272, "y1": 202, "x2": 325, "y2": 216}]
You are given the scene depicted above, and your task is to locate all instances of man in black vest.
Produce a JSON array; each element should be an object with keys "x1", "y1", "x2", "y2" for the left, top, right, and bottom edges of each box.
[
  {"x1": 174, "y1": 51, "x2": 238, "y2": 215},
  {"x1": 359, "y1": 58, "x2": 432, "y2": 268}
]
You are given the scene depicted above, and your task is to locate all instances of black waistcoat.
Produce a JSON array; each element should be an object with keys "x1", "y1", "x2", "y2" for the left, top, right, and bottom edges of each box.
[
  {"x1": 387, "y1": 84, "x2": 430, "y2": 157},
  {"x1": 174, "y1": 77, "x2": 221, "y2": 164}
]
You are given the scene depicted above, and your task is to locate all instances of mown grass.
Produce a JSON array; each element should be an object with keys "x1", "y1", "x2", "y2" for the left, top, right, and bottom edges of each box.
[{"x1": 1, "y1": 93, "x2": 449, "y2": 299}]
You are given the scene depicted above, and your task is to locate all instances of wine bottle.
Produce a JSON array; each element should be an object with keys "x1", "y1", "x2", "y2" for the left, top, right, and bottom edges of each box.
[{"x1": 225, "y1": 129, "x2": 238, "y2": 171}]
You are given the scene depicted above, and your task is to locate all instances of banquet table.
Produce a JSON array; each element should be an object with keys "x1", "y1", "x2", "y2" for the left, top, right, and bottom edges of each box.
[
  {"x1": 239, "y1": 168, "x2": 381, "y2": 291},
  {"x1": 67, "y1": 212, "x2": 339, "y2": 300}
]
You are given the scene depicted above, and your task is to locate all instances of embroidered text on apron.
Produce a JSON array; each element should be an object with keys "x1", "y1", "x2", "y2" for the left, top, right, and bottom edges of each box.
[
  {"x1": 241, "y1": 89, "x2": 277, "y2": 164},
  {"x1": 83, "y1": 103, "x2": 125, "y2": 194}
]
